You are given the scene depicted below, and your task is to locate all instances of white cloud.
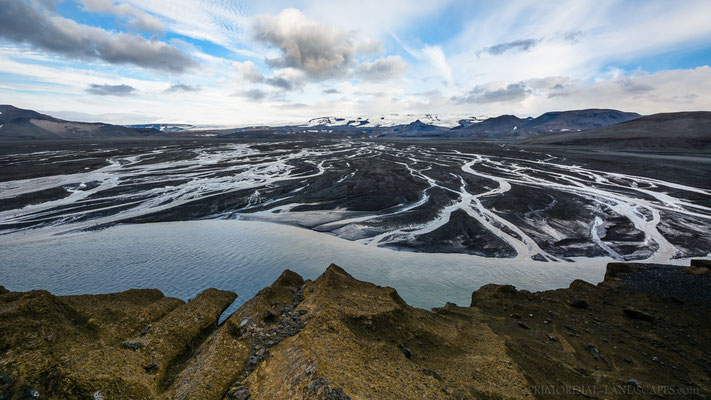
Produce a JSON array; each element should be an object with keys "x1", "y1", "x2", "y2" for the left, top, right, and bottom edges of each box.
[
  {"x1": 265, "y1": 67, "x2": 306, "y2": 90},
  {"x1": 247, "y1": 8, "x2": 408, "y2": 90},
  {"x1": 480, "y1": 38, "x2": 540, "y2": 55},
  {"x1": 355, "y1": 38, "x2": 385, "y2": 56},
  {"x1": 86, "y1": 83, "x2": 137, "y2": 96},
  {"x1": 0, "y1": 1, "x2": 196, "y2": 73},
  {"x1": 120, "y1": 0, "x2": 251, "y2": 50},
  {"x1": 78, "y1": 0, "x2": 165, "y2": 33},
  {"x1": 3, "y1": 1, "x2": 711, "y2": 124},
  {"x1": 447, "y1": 0, "x2": 711, "y2": 88},
  {"x1": 296, "y1": 0, "x2": 453, "y2": 37},
  {"x1": 542, "y1": 67, "x2": 711, "y2": 114},
  {"x1": 524, "y1": 76, "x2": 570, "y2": 91},
  {"x1": 234, "y1": 88, "x2": 269, "y2": 101},
  {"x1": 164, "y1": 83, "x2": 201, "y2": 93},
  {"x1": 452, "y1": 82, "x2": 530, "y2": 104},
  {"x1": 356, "y1": 56, "x2": 407, "y2": 81},
  {"x1": 233, "y1": 60, "x2": 306, "y2": 91},
  {"x1": 421, "y1": 45, "x2": 452, "y2": 85},
  {"x1": 253, "y1": 8, "x2": 355, "y2": 79},
  {"x1": 233, "y1": 60, "x2": 264, "y2": 83},
  {"x1": 446, "y1": 66, "x2": 711, "y2": 116}
]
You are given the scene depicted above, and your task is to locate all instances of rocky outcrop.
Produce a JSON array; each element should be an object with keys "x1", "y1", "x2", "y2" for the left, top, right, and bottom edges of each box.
[
  {"x1": 1, "y1": 260, "x2": 710, "y2": 399},
  {"x1": 0, "y1": 288, "x2": 235, "y2": 399}
]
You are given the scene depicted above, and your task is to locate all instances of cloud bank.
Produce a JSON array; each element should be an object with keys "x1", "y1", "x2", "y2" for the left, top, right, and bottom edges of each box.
[
  {"x1": 253, "y1": 8, "x2": 355, "y2": 79},
  {"x1": 251, "y1": 8, "x2": 407, "y2": 87},
  {"x1": 0, "y1": 0, "x2": 195, "y2": 73}
]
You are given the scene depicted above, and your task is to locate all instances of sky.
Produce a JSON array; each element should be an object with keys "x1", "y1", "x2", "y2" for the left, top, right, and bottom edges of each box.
[{"x1": 1, "y1": 0, "x2": 711, "y2": 126}]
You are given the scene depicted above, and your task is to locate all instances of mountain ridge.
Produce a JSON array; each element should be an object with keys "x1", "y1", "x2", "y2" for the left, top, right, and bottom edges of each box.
[
  {"x1": 6, "y1": 105, "x2": 710, "y2": 148},
  {"x1": 0, "y1": 105, "x2": 163, "y2": 140},
  {"x1": 524, "y1": 111, "x2": 711, "y2": 149},
  {"x1": 448, "y1": 108, "x2": 641, "y2": 138}
]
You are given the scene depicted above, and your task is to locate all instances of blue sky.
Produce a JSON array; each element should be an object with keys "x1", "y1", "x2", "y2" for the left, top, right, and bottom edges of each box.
[{"x1": 1, "y1": 0, "x2": 710, "y2": 125}]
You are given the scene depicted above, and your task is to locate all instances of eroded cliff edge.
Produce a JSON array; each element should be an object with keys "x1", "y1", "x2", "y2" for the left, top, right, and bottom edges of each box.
[{"x1": 1, "y1": 260, "x2": 710, "y2": 399}]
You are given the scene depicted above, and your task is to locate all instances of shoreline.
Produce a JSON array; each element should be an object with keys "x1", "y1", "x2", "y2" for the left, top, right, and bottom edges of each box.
[
  {"x1": 0, "y1": 219, "x2": 617, "y2": 313},
  {"x1": 2, "y1": 259, "x2": 710, "y2": 399}
]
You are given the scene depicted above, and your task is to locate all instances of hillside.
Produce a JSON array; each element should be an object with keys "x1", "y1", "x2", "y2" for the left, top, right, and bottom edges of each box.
[
  {"x1": 523, "y1": 111, "x2": 711, "y2": 150},
  {"x1": 1, "y1": 261, "x2": 710, "y2": 399},
  {"x1": 449, "y1": 109, "x2": 641, "y2": 138},
  {"x1": 0, "y1": 105, "x2": 162, "y2": 140}
]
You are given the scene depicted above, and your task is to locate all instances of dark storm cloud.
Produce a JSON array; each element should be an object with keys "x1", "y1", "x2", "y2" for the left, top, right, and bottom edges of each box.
[
  {"x1": 86, "y1": 83, "x2": 136, "y2": 96},
  {"x1": 0, "y1": 0, "x2": 196, "y2": 73},
  {"x1": 452, "y1": 83, "x2": 531, "y2": 104}
]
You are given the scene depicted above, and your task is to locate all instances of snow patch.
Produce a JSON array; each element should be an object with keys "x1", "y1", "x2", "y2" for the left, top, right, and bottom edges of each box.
[{"x1": 303, "y1": 113, "x2": 490, "y2": 128}]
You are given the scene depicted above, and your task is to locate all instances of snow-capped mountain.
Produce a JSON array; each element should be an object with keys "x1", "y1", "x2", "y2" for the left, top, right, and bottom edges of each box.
[
  {"x1": 302, "y1": 113, "x2": 492, "y2": 128},
  {"x1": 127, "y1": 123, "x2": 197, "y2": 132}
]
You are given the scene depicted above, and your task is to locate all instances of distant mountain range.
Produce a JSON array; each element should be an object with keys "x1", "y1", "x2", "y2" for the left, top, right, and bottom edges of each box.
[
  {"x1": 303, "y1": 114, "x2": 483, "y2": 128},
  {"x1": 298, "y1": 109, "x2": 640, "y2": 138},
  {"x1": 524, "y1": 111, "x2": 711, "y2": 150},
  {"x1": 447, "y1": 109, "x2": 641, "y2": 138},
  {"x1": 0, "y1": 105, "x2": 161, "y2": 139},
  {"x1": 1, "y1": 105, "x2": 708, "y2": 150},
  {"x1": 126, "y1": 123, "x2": 197, "y2": 132},
  {"x1": 275, "y1": 109, "x2": 639, "y2": 140}
]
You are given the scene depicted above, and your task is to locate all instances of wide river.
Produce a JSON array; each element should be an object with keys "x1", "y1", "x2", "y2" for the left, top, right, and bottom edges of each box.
[
  {"x1": 2, "y1": 141, "x2": 707, "y2": 317},
  {"x1": 0, "y1": 218, "x2": 627, "y2": 317}
]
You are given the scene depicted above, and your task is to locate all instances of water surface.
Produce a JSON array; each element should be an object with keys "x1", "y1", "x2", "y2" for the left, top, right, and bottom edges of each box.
[{"x1": 1, "y1": 219, "x2": 621, "y2": 317}]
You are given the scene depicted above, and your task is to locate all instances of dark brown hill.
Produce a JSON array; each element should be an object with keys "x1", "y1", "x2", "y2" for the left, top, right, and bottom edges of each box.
[
  {"x1": 524, "y1": 111, "x2": 711, "y2": 150},
  {"x1": 0, "y1": 105, "x2": 162, "y2": 140}
]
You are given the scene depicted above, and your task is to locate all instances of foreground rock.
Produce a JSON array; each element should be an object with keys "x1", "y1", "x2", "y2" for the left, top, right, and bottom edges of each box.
[{"x1": 1, "y1": 260, "x2": 710, "y2": 399}]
